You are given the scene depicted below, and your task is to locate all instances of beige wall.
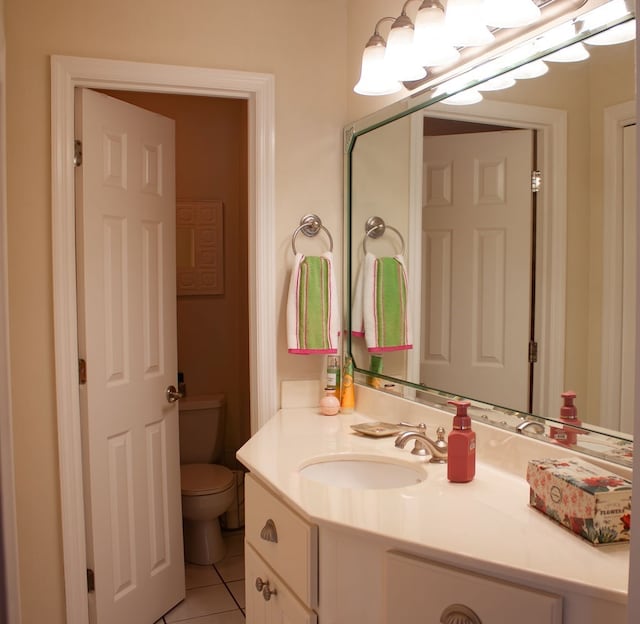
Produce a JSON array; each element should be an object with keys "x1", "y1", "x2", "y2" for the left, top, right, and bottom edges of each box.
[{"x1": 5, "y1": 0, "x2": 347, "y2": 620}]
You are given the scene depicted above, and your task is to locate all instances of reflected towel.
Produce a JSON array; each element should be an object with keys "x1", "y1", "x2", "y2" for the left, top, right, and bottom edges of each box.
[
  {"x1": 363, "y1": 253, "x2": 412, "y2": 353},
  {"x1": 287, "y1": 252, "x2": 339, "y2": 354},
  {"x1": 351, "y1": 260, "x2": 365, "y2": 338}
]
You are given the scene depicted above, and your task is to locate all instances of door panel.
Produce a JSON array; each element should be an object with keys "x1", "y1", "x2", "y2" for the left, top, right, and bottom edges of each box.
[{"x1": 75, "y1": 88, "x2": 184, "y2": 623}]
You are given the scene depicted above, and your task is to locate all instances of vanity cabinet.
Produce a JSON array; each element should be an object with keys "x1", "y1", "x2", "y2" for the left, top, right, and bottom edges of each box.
[
  {"x1": 384, "y1": 551, "x2": 562, "y2": 624},
  {"x1": 244, "y1": 474, "x2": 318, "y2": 623},
  {"x1": 318, "y1": 526, "x2": 627, "y2": 624}
]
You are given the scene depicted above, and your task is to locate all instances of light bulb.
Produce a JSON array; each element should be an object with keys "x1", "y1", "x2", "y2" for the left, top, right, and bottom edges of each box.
[
  {"x1": 354, "y1": 40, "x2": 402, "y2": 96},
  {"x1": 413, "y1": 2, "x2": 460, "y2": 67},
  {"x1": 483, "y1": 0, "x2": 541, "y2": 29},
  {"x1": 580, "y1": 0, "x2": 632, "y2": 30},
  {"x1": 445, "y1": 0, "x2": 494, "y2": 47},
  {"x1": 385, "y1": 13, "x2": 427, "y2": 82}
]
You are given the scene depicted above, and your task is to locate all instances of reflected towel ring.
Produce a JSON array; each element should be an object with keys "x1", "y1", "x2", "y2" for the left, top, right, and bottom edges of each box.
[
  {"x1": 362, "y1": 216, "x2": 406, "y2": 256},
  {"x1": 291, "y1": 214, "x2": 334, "y2": 255}
]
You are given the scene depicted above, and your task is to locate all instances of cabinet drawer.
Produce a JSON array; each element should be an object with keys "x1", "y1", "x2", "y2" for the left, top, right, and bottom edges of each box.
[
  {"x1": 384, "y1": 551, "x2": 562, "y2": 624},
  {"x1": 245, "y1": 473, "x2": 318, "y2": 607},
  {"x1": 245, "y1": 543, "x2": 317, "y2": 624}
]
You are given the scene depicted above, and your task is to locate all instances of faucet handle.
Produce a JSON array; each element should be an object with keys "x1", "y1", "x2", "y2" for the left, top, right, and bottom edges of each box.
[{"x1": 399, "y1": 421, "x2": 427, "y2": 431}]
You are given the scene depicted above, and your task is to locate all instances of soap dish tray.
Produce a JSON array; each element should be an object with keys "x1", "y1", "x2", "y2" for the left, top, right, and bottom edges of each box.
[{"x1": 350, "y1": 422, "x2": 401, "y2": 437}]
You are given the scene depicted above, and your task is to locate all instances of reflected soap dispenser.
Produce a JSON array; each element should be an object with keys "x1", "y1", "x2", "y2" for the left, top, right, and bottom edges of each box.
[
  {"x1": 550, "y1": 391, "x2": 581, "y2": 445},
  {"x1": 447, "y1": 400, "x2": 476, "y2": 483}
]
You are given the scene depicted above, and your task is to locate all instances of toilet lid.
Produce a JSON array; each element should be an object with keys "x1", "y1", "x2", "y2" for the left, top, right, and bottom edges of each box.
[{"x1": 180, "y1": 463, "x2": 234, "y2": 496}]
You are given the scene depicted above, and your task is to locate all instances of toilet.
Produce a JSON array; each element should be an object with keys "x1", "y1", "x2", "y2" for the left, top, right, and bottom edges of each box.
[{"x1": 179, "y1": 394, "x2": 235, "y2": 564}]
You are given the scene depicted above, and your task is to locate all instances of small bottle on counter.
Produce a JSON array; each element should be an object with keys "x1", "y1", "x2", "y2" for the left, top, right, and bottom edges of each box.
[
  {"x1": 326, "y1": 355, "x2": 340, "y2": 398},
  {"x1": 447, "y1": 399, "x2": 476, "y2": 483},
  {"x1": 319, "y1": 387, "x2": 340, "y2": 416},
  {"x1": 340, "y1": 356, "x2": 355, "y2": 413}
]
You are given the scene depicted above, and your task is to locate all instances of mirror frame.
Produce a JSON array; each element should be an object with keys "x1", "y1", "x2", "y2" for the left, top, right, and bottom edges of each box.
[{"x1": 344, "y1": 0, "x2": 636, "y2": 468}]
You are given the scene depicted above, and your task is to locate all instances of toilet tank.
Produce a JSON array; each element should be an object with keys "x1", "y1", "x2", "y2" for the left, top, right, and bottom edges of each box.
[{"x1": 178, "y1": 394, "x2": 226, "y2": 464}]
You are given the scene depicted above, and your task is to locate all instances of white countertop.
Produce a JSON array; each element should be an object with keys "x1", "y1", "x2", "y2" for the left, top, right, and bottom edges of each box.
[{"x1": 237, "y1": 401, "x2": 630, "y2": 604}]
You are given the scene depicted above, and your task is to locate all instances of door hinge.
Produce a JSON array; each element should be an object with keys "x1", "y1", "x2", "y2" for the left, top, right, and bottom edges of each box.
[
  {"x1": 78, "y1": 358, "x2": 87, "y2": 385},
  {"x1": 528, "y1": 340, "x2": 538, "y2": 364},
  {"x1": 531, "y1": 170, "x2": 541, "y2": 193},
  {"x1": 87, "y1": 568, "x2": 95, "y2": 593},
  {"x1": 74, "y1": 140, "x2": 83, "y2": 167}
]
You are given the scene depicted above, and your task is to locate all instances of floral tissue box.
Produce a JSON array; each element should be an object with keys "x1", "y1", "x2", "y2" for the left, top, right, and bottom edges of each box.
[{"x1": 526, "y1": 458, "x2": 631, "y2": 545}]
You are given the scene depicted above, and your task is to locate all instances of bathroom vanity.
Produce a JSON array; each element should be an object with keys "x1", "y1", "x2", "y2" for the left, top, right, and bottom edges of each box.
[
  {"x1": 240, "y1": 3, "x2": 636, "y2": 621},
  {"x1": 238, "y1": 385, "x2": 629, "y2": 624}
]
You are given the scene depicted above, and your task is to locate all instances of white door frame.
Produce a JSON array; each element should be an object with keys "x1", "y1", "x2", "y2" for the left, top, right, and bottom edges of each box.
[
  {"x1": 51, "y1": 55, "x2": 277, "y2": 624},
  {"x1": 408, "y1": 99, "x2": 567, "y2": 419},
  {"x1": 601, "y1": 100, "x2": 635, "y2": 431},
  {"x1": 0, "y1": 20, "x2": 22, "y2": 624}
]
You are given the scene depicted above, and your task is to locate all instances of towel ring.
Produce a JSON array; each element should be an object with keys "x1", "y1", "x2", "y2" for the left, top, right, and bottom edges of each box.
[
  {"x1": 291, "y1": 214, "x2": 334, "y2": 255},
  {"x1": 362, "y1": 216, "x2": 406, "y2": 256}
]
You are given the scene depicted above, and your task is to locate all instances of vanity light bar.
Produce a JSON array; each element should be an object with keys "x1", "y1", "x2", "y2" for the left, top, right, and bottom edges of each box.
[
  {"x1": 354, "y1": 0, "x2": 634, "y2": 97},
  {"x1": 432, "y1": 0, "x2": 634, "y2": 105}
]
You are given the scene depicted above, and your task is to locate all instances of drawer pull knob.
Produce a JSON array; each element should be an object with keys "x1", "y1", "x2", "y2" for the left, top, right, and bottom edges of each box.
[
  {"x1": 440, "y1": 604, "x2": 482, "y2": 624},
  {"x1": 255, "y1": 577, "x2": 277, "y2": 601},
  {"x1": 260, "y1": 518, "x2": 278, "y2": 543}
]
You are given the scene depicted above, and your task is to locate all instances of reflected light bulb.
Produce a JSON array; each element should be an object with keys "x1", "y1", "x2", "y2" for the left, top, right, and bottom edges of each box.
[
  {"x1": 477, "y1": 74, "x2": 517, "y2": 92},
  {"x1": 545, "y1": 42, "x2": 590, "y2": 62},
  {"x1": 585, "y1": 20, "x2": 636, "y2": 46},
  {"x1": 507, "y1": 59, "x2": 549, "y2": 79},
  {"x1": 442, "y1": 88, "x2": 483, "y2": 105}
]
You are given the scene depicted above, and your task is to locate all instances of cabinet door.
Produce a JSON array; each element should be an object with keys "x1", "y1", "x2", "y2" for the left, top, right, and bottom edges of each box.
[
  {"x1": 245, "y1": 474, "x2": 318, "y2": 607},
  {"x1": 245, "y1": 543, "x2": 317, "y2": 624},
  {"x1": 384, "y1": 551, "x2": 562, "y2": 624}
]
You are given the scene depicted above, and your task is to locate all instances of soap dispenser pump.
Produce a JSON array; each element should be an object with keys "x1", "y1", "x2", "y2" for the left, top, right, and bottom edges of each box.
[{"x1": 447, "y1": 400, "x2": 476, "y2": 483}]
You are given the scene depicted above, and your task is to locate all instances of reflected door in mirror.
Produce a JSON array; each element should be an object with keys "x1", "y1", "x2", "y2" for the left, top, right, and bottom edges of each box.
[{"x1": 421, "y1": 129, "x2": 534, "y2": 412}]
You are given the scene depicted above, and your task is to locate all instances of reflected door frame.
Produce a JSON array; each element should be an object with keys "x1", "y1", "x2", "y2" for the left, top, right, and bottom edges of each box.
[
  {"x1": 407, "y1": 100, "x2": 567, "y2": 418},
  {"x1": 601, "y1": 100, "x2": 636, "y2": 432}
]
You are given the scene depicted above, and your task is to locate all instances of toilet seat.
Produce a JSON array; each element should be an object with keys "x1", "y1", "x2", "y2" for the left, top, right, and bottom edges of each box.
[{"x1": 181, "y1": 463, "x2": 234, "y2": 496}]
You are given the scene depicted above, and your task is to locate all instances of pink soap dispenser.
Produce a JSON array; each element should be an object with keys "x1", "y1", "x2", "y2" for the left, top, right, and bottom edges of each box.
[{"x1": 447, "y1": 400, "x2": 476, "y2": 483}]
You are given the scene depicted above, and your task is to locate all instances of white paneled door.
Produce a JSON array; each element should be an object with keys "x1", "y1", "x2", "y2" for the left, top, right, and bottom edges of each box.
[
  {"x1": 421, "y1": 129, "x2": 534, "y2": 412},
  {"x1": 75, "y1": 88, "x2": 184, "y2": 623}
]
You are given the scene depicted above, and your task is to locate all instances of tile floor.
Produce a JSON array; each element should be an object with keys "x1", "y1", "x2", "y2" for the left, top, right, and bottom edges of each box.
[{"x1": 157, "y1": 529, "x2": 246, "y2": 623}]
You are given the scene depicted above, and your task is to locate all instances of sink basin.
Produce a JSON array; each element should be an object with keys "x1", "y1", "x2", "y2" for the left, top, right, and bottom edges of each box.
[{"x1": 299, "y1": 455, "x2": 426, "y2": 490}]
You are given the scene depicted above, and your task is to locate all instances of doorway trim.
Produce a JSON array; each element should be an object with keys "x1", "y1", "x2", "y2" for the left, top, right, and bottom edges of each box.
[
  {"x1": 51, "y1": 55, "x2": 277, "y2": 624},
  {"x1": 0, "y1": 24, "x2": 22, "y2": 624},
  {"x1": 601, "y1": 100, "x2": 635, "y2": 431},
  {"x1": 408, "y1": 99, "x2": 567, "y2": 419}
]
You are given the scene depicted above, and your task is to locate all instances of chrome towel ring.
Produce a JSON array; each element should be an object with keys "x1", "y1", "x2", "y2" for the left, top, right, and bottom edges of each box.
[
  {"x1": 362, "y1": 216, "x2": 406, "y2": 256},
  {"x1": 291, "y1": 214, "x2": 334, "y2": 255}
]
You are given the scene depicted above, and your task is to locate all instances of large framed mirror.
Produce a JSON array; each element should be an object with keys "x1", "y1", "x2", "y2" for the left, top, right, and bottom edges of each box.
[{"x1": 346, "y1": 0, "x2": 635, "y2": 467}]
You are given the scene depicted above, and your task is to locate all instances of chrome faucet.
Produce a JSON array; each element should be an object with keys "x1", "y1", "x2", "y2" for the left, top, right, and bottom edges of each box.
[
  {"x1": 395, "y1": 426, "x2": 448, "y2": 463},
  {"x1": 516, "y1": 419, "x2": 546, "y2": 435}
]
